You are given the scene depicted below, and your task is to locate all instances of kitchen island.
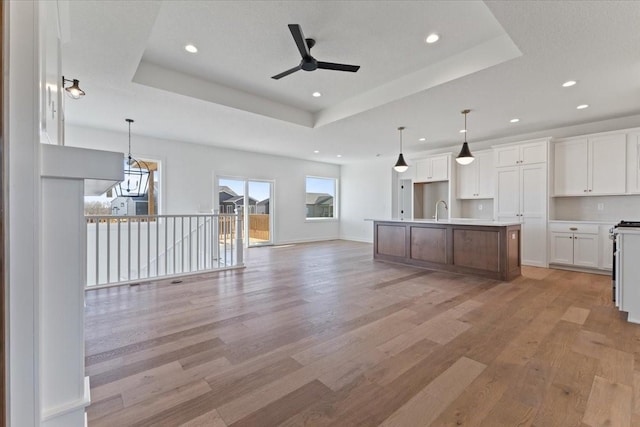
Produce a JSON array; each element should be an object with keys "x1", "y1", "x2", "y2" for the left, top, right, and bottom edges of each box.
[{"x1": 373, "y1": 219, "x2": 521, "y2": 281}]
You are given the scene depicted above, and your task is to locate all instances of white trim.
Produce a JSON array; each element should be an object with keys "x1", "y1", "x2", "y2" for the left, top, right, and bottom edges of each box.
[
  {"x1": 273, "y1": 237, "x2": 339, "y2": 245},
  {"x1": 340, "y1": 236, "x2": 373, "y2": 243},
  {"x1": 84, "y1": 264, "x2": 246, "y2": 291},
  {"x1": 40, "y1": 376, "x2": 90, "y2": 422}
]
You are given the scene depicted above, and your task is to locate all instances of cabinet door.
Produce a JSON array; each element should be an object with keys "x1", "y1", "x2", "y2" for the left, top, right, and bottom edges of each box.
[
  {"x1": 520, "y1": 141, "x2": 548, "y2": 165},
  {"x1": 521, "y1": 164, "x2": 547, "y2": 267},
  {"x1": 573, "y1": 233, "x2": 598, "y2": 268},
  {"x1": 628, "y1": 133, "x2": 640, "y2": 193},
  {"x1": 550, "y1": 232, "x2": 574, "y2": 264},
  {"x1": 521, "y1": 164, "x2": 546, "y2": 219},
  {"x1": 456, "y1": 160, "x2": 478, "y2": 199},
  {"x1": 589, "y1": 134, "x2": 626, "y2": 194},
  {"x1": 495, "y1": 166, "x2": 520, "y2": 218},
  {"x1": 495, "y1": 146, "x2": 520, "y2": 167},
  {"x1": 415, "y1": 159, "x2": 431, "y2": 183},
  {"x1": 522, "y1": 217, "x2": 547, "y2": 267},
  {"x1": 599, "y1": 225, "x2": 614, "y2": 270},
  {"x1": 430, "y1": 155, "x2": 449, "y2": 181},
  {"x1": 554, "y1": 138, "x2": 588, "y2": 195},
  {"x1": 476, "y1": 150, "x2": 494, "y2": 198}
]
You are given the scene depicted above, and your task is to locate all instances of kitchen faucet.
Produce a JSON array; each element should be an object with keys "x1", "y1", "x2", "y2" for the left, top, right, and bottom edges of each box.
[{"x1": 434, "y1": 199, "x2": 448, "y2": 221}]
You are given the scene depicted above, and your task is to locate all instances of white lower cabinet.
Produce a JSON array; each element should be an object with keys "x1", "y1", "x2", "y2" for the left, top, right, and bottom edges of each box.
[
  {"x1": 550, "y1": 231, "x2": 598, "y2": 268},
  {"x1": 549, "y1": 222, "x2": 611, "y2": 270}
]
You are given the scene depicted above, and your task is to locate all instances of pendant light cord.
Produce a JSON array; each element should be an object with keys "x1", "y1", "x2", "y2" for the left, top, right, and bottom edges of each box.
[
  {"x1": 126, "y1": 118, "x2": 134, "y2": 177},
  {"x1": 464, "y1": 111, "x2": 468, "y2": 143}
]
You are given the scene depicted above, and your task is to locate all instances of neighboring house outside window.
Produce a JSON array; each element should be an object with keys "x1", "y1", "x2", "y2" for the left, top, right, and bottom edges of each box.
[
  {"x1": 85, "y1": 159, "x2": 160, "y2": 216},
  {"x1": 305, "y1": 176, "x2": 337, "y2": 219},
  {"x1": 218, "y1": 185, "x2": 259, "y2": 214}
]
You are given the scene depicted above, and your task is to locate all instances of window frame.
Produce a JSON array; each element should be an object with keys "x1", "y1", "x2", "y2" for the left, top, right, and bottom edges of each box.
[{"x1": 305, "y1": 176, "x2": 338, "y2": 221}]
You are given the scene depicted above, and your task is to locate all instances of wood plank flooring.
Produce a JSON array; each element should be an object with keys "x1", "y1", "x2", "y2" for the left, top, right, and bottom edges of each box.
[{"x1": 85, "y1": 240, "x2": 638, "y2": 426}]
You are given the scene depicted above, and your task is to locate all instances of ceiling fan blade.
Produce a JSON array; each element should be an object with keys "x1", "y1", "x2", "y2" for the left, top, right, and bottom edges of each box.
[
  {"x1": 271, "y1": 65, "x2": 302, "y2": 80},
  {"x1": 288, "y1": 24, "x2": 310, "y2": 58},
  {"x1": 317, "y1": 62, "x2": 360, "y2": 72}
]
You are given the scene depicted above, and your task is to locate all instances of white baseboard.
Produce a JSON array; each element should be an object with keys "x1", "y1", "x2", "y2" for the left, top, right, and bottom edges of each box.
[
  {"x1": 41, "y1": 376, "x2": 90, "y2": 426},
  {"x1": 273, "y1": 236, "x2": 339, "y2": 245},
  {"x1": 339, "y1": 236, "x2": 373, "y2": 243}
]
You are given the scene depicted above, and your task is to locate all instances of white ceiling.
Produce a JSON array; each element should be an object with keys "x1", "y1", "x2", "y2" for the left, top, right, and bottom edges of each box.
[{"x1": 62, "y1": 0, "x2": 640, "y2": 165}]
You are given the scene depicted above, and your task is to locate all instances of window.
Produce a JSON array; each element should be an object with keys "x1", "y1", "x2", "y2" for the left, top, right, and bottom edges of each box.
[
  {"x1": 306, "y1": 176, "x2": 337, "y2": 219},
  {"x1": 84, "y1": 159, "x2": 161, "y2": 216}
]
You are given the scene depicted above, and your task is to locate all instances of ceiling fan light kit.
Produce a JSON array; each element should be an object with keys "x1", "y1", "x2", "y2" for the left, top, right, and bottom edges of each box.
[{"x1": 271, "y1": 24, "x2": 360, "y2": 80}]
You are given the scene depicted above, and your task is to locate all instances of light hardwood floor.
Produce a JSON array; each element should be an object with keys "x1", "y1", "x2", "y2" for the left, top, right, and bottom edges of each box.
[{"x1": 85, "y1": 240, "x2": 637, "y2": 426}]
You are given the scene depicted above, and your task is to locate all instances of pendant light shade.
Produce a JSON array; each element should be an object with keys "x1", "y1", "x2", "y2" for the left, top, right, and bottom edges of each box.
[
  {"x1": 114, "y1": 119, "x2": 150, "y2": 198},
  {"x1": 393, "y1": 126, "x2": 409, "y2": 173},
  {"x1": 455, "y1": 109, "x2": 475, "y2": 165}
]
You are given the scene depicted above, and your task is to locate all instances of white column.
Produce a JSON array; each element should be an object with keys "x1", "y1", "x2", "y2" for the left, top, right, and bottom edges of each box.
[
  {"x1": 39, "y1": 179, "x2": 88, "y2": 427},
  {"x1": 8, "y1": 1, "x2": 41, "y2": 425}
]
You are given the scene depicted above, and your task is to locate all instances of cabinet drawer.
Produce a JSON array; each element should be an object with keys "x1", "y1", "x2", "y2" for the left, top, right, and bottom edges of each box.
[{"x1": 549, "y1": 223, "x2": 598, "y2": 234}]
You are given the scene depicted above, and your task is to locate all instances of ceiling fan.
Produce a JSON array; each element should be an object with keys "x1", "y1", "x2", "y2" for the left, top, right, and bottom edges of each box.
[{"x1": 271, "y1": 24, "x2": 360, "y2": 80}]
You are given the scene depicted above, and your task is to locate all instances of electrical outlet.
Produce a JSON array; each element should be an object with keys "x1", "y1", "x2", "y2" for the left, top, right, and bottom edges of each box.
[
  {"x1": 478, "y1": 204, "x2": 483, "y2": 211},
  {"x1": 597, "y1": 203, "x2": 604, "y2": 211}
]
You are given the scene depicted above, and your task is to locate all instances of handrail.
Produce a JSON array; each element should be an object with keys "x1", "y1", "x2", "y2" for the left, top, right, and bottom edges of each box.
[{"x1": 85, "y1": 213, "x2": 244, "y2": 288}]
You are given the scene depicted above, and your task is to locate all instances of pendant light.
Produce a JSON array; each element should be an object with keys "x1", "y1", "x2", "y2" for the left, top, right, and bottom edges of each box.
[
  {"x1": 114, "y1": 119, "x2": 150, "y2": 198},
  {"x1": 393, "y1": 126, "x2": 409, "y2": 173},
  {"x1": 456, "y1": 109, "x2": 474, "y2": 165}
]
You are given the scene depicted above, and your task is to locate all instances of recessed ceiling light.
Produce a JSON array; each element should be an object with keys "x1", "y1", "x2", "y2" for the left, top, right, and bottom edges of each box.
[
  {"x1": 510, "y1": 118, "x2": 520, "y2": 123},
  {"x1": 337, "y1": 154, "x2": 342, "y2": 158},
  {"x1": 419, "y1": 137, "x2": 426, "y2": 141},
  {"x1": 184, "y1": 44, "x2": 198, "y2": 53},
  {"x1": 459, "y1": 129, "x2": 467, "y2": 133},
  {"x1": 425, "y1": 34, "x2": 439, "y2": 44},
  {"x1": 562, "y1": 80, "x2": 577, "y2": 87},
  {"x1": 312, "y1": 92, "x2": 322, "y2": 97},
  {"x1": 576, "y1": 104, "x2": 589, "y2": 110},
  {"x1": 313, "y1": 150, "x2": 319, "y2": 154}
]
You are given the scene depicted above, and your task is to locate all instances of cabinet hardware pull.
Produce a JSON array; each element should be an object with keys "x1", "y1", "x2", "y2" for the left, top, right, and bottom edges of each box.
[{"x1": 570, "y1": 227, "x2": 578, "y2": 231}]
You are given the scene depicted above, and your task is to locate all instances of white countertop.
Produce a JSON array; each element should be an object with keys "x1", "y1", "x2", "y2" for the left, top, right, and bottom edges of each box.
[{"x1": 366, "y1": 218, "x2": 521, "y2": 227}]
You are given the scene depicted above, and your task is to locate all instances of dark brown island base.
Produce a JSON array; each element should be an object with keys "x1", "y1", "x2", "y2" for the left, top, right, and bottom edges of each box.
[{"x1": 373, "y1": 219, "x2": 522, "y2": 281}]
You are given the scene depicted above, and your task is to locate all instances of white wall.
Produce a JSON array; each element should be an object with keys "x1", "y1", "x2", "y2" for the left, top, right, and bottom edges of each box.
[
  {"x1": 66, "y1": 125, "x2": 341, "y2": 245},
  {"x1": 339, "y1": 158, "x2": 393, "y2": 242}
]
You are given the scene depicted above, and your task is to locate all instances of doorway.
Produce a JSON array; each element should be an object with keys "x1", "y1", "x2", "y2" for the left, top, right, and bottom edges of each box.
[{"x1": 217, "y1": 177, "x2": 273, "y2": 247}]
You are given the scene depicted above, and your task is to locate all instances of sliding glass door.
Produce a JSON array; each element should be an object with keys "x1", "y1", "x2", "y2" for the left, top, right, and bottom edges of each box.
[
  {"x1": 217, "y1": 177, "x2": 273, "y2": 247},
  {"x1": 247, "y1": 180, "x2": 272, "y2": 246}
]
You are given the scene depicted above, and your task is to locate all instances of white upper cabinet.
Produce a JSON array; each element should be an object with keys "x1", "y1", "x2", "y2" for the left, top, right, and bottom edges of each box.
[
  {"x1": 627, "y1": 132, "x2": 640, "y2": 193},
  {"x1": 554, "y1": 133, "x2": 626, "y2": 196},
  {"x1": 415, "y1": 154, "x2": 450, "y2": 183},
  {"x1": 495, "y1": 140, "x2": 547, "y2": 167},
  {"x1": 457, "y1": 150, "x2": 493, "y2": 199},
  {"x1": 554, "y1": 138, "x2": 589, "y2": 195}
]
